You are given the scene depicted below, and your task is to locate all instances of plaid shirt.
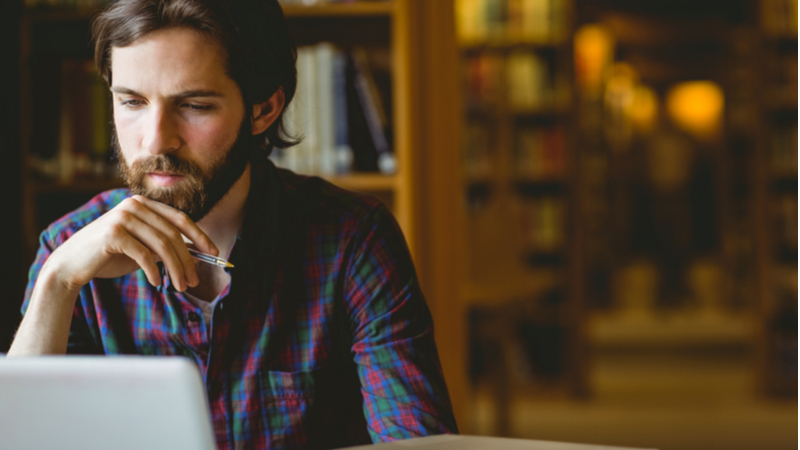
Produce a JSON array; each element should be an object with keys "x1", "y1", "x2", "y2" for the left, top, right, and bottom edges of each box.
[{"x1": 22, "y1": 159, "x2": 458, "y2": 449}]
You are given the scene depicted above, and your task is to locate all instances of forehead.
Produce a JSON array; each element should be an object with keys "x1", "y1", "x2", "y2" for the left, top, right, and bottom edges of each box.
[{"x1": 110, "y1": 27, "x2": 232, "y2": 93}]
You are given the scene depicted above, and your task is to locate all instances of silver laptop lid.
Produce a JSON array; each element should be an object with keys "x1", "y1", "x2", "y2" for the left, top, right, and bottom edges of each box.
[
  {"x1": 339, "y1": 434, "x2": 656, "y2": 450},
  {"x1": 0, "y1": 356, "x2": 216, "y2": 450}
]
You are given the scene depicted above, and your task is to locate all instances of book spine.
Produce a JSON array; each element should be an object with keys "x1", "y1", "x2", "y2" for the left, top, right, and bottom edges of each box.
[
  {"x1": 293, "y1": 46, "x2": 317, "y2": 174},
  {"x1": 351, "y1": 49, "x2": 395, "y2": 174},
  {"x1": 316, "y1": 42, "x2": 337, "y2": 176},
  {"x1": 333, "y1": 49, "x2": 353, "y2": 174}
]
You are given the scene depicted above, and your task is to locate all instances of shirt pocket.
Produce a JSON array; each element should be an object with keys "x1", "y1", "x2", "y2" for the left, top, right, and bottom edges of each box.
[{"x1": 258, "y1": 367, "x2": 327, "y2": 449}]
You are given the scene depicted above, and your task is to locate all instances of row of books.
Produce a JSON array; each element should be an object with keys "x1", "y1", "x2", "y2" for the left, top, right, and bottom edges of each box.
[
  {"x1": 463, "y1": 123, "x2": 493, "y2": 179},
  {"x1": 513, "y1": 125, "x2": 565, "y2": 178},
  {"x1": 513, "y1": 195, "x2": 565, "y2": 253},
  {"x1": 269, "y1": 43, "x2": 395, "y2": 176},
  {"x1": 456, "y1": 0, "x2": 570, "y2": 43},
  {"x1": 463, "y1": 122, "x2": 566, "y2": 180},
  {"x1": 28, "y1": 58, "x2": 116, "y2": 183},
  {"x1": 464, "y1": 51, "x2": 566, "y2": 112}
]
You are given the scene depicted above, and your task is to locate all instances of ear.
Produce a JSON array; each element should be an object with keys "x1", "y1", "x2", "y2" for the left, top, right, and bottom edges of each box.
[{"x1": 250, "y1": 88, "x2": 286, "y2": 135}]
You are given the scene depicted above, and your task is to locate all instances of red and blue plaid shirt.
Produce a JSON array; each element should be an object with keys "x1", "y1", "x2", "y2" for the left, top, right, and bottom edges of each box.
[{"x1": 22, "y1": 160, "x2": 458, "y2": 449}]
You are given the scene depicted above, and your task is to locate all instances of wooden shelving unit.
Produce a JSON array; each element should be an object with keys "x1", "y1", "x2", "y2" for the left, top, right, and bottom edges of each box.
[
  {"x1": 753, "y1": 0, "x2": 798, "y2": 397},
  {"x1": 454, "y1": 0, "x2": 583, "y2": 435}
]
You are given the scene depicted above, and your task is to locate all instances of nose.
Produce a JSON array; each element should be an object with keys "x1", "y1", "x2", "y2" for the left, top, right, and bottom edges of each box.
[{"x1": 141, "y1": 107, "x2": 181, "y2": 155}]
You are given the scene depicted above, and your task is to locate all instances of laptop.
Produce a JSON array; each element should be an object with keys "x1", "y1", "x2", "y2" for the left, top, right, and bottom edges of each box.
[
  {"x1": 339, "y1": 434, "x2": 656, "y2": 449},
  {"x1": 0, "y1": 356, "x2": 216, "y2": 450}
]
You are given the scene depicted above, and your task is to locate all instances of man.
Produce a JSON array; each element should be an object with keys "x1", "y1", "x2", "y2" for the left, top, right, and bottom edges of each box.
[{"x1": 9, "y1": 0, "x2": 458, "y2": 448}]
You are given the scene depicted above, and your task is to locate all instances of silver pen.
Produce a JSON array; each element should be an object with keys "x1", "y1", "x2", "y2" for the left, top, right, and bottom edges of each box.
[{"x1": 188, "y1": 248, "x2": 234, "y2": 268}]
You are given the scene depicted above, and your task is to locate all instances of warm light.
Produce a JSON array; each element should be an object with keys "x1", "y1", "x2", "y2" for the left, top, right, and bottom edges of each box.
[
  {"x1": 574, "y1": 24, "x2": 614, "y2": 99},
  {"x1": 630, "y1": 85, "x2": 659, "y2": 133},
  {"x1": 666, "y1": 81, "x2": 725, "y2": 139}
]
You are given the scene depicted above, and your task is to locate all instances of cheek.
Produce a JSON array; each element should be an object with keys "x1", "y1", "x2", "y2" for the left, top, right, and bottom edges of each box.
[
  {"x1": 181, "y1": 117, "x2": 240, "y2": 155},
  {"x1": 112, "y1": 110, "x2": 139, "y2": 161}
]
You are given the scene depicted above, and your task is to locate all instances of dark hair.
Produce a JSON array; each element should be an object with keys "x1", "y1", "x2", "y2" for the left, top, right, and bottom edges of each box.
[{"x1": 92, "y1": 0, "x2": 299, "y2": 153}]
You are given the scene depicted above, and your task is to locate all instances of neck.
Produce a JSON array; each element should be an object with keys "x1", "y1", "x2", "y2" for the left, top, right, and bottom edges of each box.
[{"x1": 195, "y1": 163, "x2": 251, "y2": 259}]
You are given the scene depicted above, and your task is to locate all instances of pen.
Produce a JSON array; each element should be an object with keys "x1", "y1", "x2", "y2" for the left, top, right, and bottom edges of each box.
[{"x1": 188, "y1": 248, "x2": 235, "y2": 268}]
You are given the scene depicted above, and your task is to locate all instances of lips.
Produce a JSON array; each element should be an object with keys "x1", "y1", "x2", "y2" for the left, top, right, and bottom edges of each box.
[{"x1": 147, "y1": 172, "x2": 185, "y2": 187}]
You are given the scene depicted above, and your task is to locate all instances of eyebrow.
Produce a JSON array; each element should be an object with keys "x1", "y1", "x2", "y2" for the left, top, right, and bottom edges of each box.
[{"x1": 110, "y1": 86, "x2": 224, "y2": 99}]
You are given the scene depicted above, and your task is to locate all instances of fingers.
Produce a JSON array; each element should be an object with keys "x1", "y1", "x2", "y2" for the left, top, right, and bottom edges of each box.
[
  {"x1": 123, "y1": 201, "x2": 200, "y2": 288},
  {"x1": 130, "y1": 195, "x2": 219, "y2": 256},
  {"x1": 118, "y1": 212, "x2": 193, "y2": 291},
  {"x1": 115, "y1": 197, "x2": 208, "y2": 291},
  {"x1": 114, "y1": 234, "x2": 161, "y2": 287}
]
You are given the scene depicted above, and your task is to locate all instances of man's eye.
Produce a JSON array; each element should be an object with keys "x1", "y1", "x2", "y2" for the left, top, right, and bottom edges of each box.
[
  {"x1": 183, "y1": 103, "x2": 213, "y2": 111},
  {"x1": 120, "y1": 99, "x2": 143, "y2": 107}
]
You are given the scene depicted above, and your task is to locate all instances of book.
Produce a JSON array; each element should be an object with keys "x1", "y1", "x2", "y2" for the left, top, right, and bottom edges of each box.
[
  {"x1": 514, "y1": 126, "x2": 564, "y2": 178},
  {"x1": 333, "y1": 49, "x2": 354, "y2": 174},
  {"x1": 271, "y1": 43, "x2": 392, "y2": 176},
  {"x1": 506, "y1": 50, "x2": 549, "y2": 111},
  {"x1": 351, "y1": 47, "x2": 395, "y2": 174},
  {"x1": 296, "y1": 45, "x2": 317, "y2": 174},
  {"x1": 456, "y1": 0, "x2": 569, "y2": 43},
  {"x1": 315, "y1": 42, "x2": 337, "y2": 175}
]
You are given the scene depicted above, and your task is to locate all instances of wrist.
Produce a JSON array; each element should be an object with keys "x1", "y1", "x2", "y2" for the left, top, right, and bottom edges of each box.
[{"x1": 39, "y1": 253, "x2": 86, "y2": 296}]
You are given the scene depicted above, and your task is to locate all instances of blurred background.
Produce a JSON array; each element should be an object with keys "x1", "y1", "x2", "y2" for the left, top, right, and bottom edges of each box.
[{"x1": 0, "y1": 0, "x2": 796, "y2": 449}]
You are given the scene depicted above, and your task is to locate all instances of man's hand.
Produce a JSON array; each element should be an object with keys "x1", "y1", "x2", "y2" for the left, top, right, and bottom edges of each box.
[
  {"x1": 8, "y1": 195, "x2": 218, "y2": 356},
  {"x1": 46, "y1": 195, "x2": 218, "y2": 293}
]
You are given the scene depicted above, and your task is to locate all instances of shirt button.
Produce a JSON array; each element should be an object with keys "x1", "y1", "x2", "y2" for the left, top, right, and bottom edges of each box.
[{"x1": 188, "y1": 311, "x2": 201, "y2": 322}]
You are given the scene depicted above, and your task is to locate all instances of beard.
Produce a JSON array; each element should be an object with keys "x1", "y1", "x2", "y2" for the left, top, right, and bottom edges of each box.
[{"x1": 114, "y1": 118, "x2": 253, "y2": 222}]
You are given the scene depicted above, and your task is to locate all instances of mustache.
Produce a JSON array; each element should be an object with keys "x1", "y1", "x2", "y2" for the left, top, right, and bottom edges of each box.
[{"x1": 129, "y1": 154, "x2": 205, "y2": 178}]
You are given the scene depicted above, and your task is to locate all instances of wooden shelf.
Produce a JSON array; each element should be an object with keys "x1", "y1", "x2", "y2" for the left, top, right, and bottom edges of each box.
[
  {"x1": 588, "y1": 311, "x2": 754, "y2": 348},
  {"x1": 511, "y1": 175, "x2": 567, "y2": 185},
  {"x1": 323, "y1": 172, "x2": 397, "y2": 192},
  {"x1": 283, "y1": 1, "x2": 394, "y2": 18},
  {"x1": 459, "y1": 34, "x2": 567, "y2": 51}
]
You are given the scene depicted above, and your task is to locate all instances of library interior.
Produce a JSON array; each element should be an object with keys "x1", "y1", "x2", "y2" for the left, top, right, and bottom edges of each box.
[{"x1": 0, "y1": 0, "x2": 796, "y2": 449}]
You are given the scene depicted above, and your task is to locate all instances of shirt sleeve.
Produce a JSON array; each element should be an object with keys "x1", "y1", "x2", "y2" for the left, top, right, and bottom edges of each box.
[
  {"x1": 344, "y1": 204, "x2": 458, "y2": 442},
  {"x1": 20, "y1": 229, "x2": 101, "y2": 355}
]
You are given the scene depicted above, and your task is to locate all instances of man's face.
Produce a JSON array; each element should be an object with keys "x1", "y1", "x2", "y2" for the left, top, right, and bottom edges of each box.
[{"x1": 110, "y1": 27, "x2": 251, "y2": 221}]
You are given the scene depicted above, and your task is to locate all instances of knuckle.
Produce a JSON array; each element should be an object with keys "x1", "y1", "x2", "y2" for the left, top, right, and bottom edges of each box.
[
  {"x1": 116, "y1": 209, "x2": 132, "y2": 222},
  {"x1": 120, "y1": 198, "x2": 142, "y2": 214},
  {"x1": 106, "y1": 223, "x2": 126, "y2": 239},
  {"x1": 176, "y1": 212, "x2": 191, "y2": 228},
  {"x1": 167, "y1": 228, "x2": 182, "y2": 243},
  {"x1": 155, "y1": 235, "x2": 170, "y2": 251}
]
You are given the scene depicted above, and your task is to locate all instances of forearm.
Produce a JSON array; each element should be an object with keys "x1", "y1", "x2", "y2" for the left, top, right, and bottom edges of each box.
[{"x1": 8, "y1": 266, "x2": 81, "y2": 356}]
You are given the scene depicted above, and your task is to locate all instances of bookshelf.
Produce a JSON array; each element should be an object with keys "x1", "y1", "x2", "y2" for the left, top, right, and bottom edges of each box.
[
  {"x1": 754, "y1": 0, "x2": 798, "y2": 397},
  {"x1": 455, "y1": 0, "x2": 584, "y2": 434}
]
